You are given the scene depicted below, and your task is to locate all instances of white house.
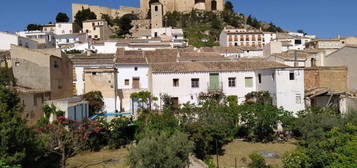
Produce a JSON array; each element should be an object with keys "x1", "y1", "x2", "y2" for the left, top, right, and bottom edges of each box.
[
  {"x1": 71, "y1": 54, "x2": 118, "y2": 113},
  {"x1": 219, "y1": 28, "x2": 276, "y2": 48},
  {"x1": 54, "y1": 33, "x2": 87, "y2": 48},
  {"x1": 115, "y1": 50, "x2": 149, "y2": 112},
  {"x1": 150, "y1": 61, "x2": 305, "y2": 114},
  {"x1": 276, "y1": 32, "x2": 313, "y2": 51},
  {"x1": 151, "y1": 27, "x2": 184, "y2": 40},
  {"x1": 54, "y1": 22, "x2": 80, "y2": 35},
  {"x1": 0, "y1": 32, "x2": 42, "y2": 50}
]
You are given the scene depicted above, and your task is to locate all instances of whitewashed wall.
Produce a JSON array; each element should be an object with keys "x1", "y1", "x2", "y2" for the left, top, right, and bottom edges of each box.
[
  {"x1": 74, "y1": 67, "x2": 85, "y2": 95},
  {"x1": 151, "y1": 71, "x2": 257, "y2": 108},
  {"x1": 55, "y1": 23, "x2": 73, "y2": 35},
  {"x1": 117, "y1": 65, "x2": 149, "y2": 89},
  {"x1": 275, "y1": 68, "x2": 305, "y2": 114}
]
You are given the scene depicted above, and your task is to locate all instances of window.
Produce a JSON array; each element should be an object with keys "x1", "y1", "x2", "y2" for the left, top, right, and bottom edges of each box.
[
  {"x1": 124, "y1": 79, "x2": 129, "y2": 86},
  {"x1": 234, "y1": 42, "x2": 238, "y2": 46},
  {"x1": 296, "y1": 94, "x2": 302, "y2": 104},
  {"x1": 295, "y1": 39, "x2": 302, "y2": 45},
  {"x1": 258, "y1": 74, "x2": 262, "y2": 84},
  {"x1": 92, "y1": 72, "x2": 97, "y2": 75},
  {"x1": 154, "y1": 32, "x2": 158, "y2": 37},
  {"x1": 54, "y1": 60, "x2": 59, "y2": 68},
  {"x1": 134, "y1": 67, "x2": 138, "y2": 71},
  {"x1": 175, "y1": 35, "x2": 178, "y2": 39},
  {"x1": 245, "y1": 77, "x2": 253, "y2": 88},
  {"x1": 94, "y1": 35, "x2": 98, "y2": 39},
  {"x1": 86, "y1": 29, "x2": 89, "y2": 33},
  {"x1": 132, "y1": 77, "x2": 140, "y2": 89},
  {"x1": 228, "y1": 77, "x2": 236, "y2": 87},
  {"x1": 311, "y1": 58, "x2": 316, "y2": 67},
  {"x1": 289, "y1": 72, "x2": 295, "y2": 80},
  {"x1": 173, "y1": 79, "x2": 179, "y2": 87},
  {"x1": 191, "y1": 78, "x2": 199, "y2": 88},
  {"x1": 73, "y1": 83, "x2": 77, "y2": 96},
  {"x1": 272, "y1": 72, "x2": 275, "y2": 81},
  {"x1": 88, "y1": 35, "x2": 92, "y2": 38},
  {"x1": 155, "y1": 6, "x2": 158, "y2": 11},
  {"x1": 66, "y1": 39, "x2": 69, "y2": 43}
]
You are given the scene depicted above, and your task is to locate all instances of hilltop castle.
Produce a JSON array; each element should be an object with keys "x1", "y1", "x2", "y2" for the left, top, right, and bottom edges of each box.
[{"x1": 141, "y1": 0, "x2": 225, "y2": 16}]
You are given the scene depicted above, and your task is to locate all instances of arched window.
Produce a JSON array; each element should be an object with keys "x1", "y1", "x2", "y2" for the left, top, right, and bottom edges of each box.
[
  {"x1": 211, "y1": 0, "x2": 217, "y2": 10},
  {"x1": 311, "y1": 58, "x2": 316, "y2": 67}
]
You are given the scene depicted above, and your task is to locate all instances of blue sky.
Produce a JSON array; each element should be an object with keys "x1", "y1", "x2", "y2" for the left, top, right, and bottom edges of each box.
[{"x1": 0, "y1": 0, "x2": 356, "y2": 38}]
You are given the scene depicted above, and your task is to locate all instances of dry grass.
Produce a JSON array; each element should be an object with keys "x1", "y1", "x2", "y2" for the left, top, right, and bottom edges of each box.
[
  {"x1": 213, "y1": 139, "x2": 297, "y2": 168},
  {"x1": 67, "y1": 148, "x2": 129, "y2": 168}
]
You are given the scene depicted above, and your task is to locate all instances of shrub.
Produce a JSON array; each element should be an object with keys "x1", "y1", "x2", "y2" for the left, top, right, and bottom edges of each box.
[{"x1": 248, "y1": 153, "x2": 272, "y2": 168}]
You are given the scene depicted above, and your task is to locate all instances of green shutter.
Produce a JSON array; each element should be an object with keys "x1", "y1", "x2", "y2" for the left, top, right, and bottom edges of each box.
[
  {"x1": 209, "y1": 73, "x2": 220, "y2": 91},
  {"x1": 245, "y1": 77, "x2": 253, "y2": 88}
]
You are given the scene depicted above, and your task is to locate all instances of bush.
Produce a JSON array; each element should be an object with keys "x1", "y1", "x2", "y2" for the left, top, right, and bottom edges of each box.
[
  {"x1": 107, "y1": 117, "x2": 136, "y2": 149},
  {"x1": 282, "y1": 149, "x2": 311, "y2": 168},
  {"x1": 248, "y1": 153, "x2": 272, "y2": 168},
  {"x1": 128, "y1": 130, "x2": 193, "y2": 168}
]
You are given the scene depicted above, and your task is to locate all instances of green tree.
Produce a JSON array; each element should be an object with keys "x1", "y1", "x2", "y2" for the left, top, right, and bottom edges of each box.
[
  {"x1": 224, "y1": 1, "x2": 234, "y2": 12},
  {"x1": 248, "y1": 153, "x2": 272, "y2": 168},
  {"x1": 101, "y1": 14, "x2": 114, "y2": 26},
  {"x1": 130, "y1": 91, "x2": 157, "y2": 111},
  {"x1": 128, "y1": 130, "x2": 193, "y2": 168},
  {"x1": 83, "y1": 91, "x2": 104, "y2": 116},
  {"x1": 55, "y1": 12, "x2": 69, "y2": 23},
  {"x1": 74, "y1": 8, "x2": 97, "y2": 27},
  {"x1": 116, "y1": 14, "x2": 138, "y2": 36},
  {"x1": 0, "y1": 75, "x2": 41, "y2": 167},
  {"x1": 26, "y1": 24, "x2": 42, "y2": 31},
  {"x1": 107, "y1": 117, "x2": 136, "y2": 149}
]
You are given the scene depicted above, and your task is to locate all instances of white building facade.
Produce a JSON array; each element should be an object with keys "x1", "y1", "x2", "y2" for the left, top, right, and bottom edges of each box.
[{"x1": 150, "y1": 62, "x2": 305, "y2": 114}]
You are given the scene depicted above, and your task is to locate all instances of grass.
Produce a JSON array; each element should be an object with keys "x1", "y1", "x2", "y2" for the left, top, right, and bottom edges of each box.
[
  {"x1": 67, "y1": 140, "x2": 297, "y2": 168},
  {"x1": 67, "y1": 148, "x2": 129, "y2": 168},
  {"x1": 213, "y1": 139, "x2": 297, "y2": 168}
]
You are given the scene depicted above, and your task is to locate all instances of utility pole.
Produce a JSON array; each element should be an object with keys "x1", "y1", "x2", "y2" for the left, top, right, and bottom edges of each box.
[{"x1": 216, "y1": 139, "x2": 219, "y2": 168}]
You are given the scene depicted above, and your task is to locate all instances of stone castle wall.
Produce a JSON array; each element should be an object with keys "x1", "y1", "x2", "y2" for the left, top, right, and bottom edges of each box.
[
  {"x1": 140, "y1": 0, "x2": 224, "y2": 17},
  {"x1": 72, "y1": 3, "x2": 141, "y2": 20}
]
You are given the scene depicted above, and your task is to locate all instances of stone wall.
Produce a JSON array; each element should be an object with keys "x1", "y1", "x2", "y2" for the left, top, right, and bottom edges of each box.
[
  {"x1": 72, "y1": 3, "x2": 141, "y2": 20},
  {"x1": 304, "y1": 66, "x2": 347, "y2": 91}
]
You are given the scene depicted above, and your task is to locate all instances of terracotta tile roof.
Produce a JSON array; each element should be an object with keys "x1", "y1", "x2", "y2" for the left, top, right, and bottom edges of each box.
[
  {"x1": 145, "y1": 49, "x2": 178, "y2": 63},
  {"x1": 272, "y1": 51, "x2": 312, "y2": 60},
  {"x1": 116, "y1": 57, "x2": 147, "y2": 64},
  {"x1": 178, "y1": 52, "x2": 229, "y2": 62},
  {"x1": 151, "y1": 60, "x2": 289, "y2": 73},
  {"x1": 200, "y1": 46, "x2": 243, "y2": 53},
  {"x1": 70, "y1": 54, "x2": 115, "y2": 65}
]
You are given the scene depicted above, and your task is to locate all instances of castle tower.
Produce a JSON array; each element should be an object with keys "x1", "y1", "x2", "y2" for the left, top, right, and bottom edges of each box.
[{"x1": 151, "y1": 2, "x2": 163, "y2": 28}]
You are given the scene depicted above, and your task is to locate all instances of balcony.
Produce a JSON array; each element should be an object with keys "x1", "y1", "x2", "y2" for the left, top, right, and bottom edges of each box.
[{"x1": 208, "y1": 81, "x2": 223, "y2": 91}]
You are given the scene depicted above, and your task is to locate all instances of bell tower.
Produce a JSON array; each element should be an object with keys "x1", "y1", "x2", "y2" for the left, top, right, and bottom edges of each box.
[{"x1": 151, "y1": 2, "x2": 163, "y2": 28}]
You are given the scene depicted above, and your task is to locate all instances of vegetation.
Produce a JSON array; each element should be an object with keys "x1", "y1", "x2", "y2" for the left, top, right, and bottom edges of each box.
[
  {"x1": 128, "y1": 130, "x2": 193, "y2": 168},
  {"x1": 116, "y1": 14, "x2": 139, "y2": 36},
  {"x1": 55, "y1": 12, "x2": 69, "y2": 23},
  {"x1": 282, "y1": 109, "x2": 357, "y2": 168},
  {"x1": 65, "y1": 49, "x2": 82, "y2": 54},
  {"x1": 163, "y1": 2, "x2": 283, "y2": 47},
  {"x1": 26, "y1": 24, "x2": 43, "y2": 31},
  {"x1": 83, "y1": 91, "x2": 104, "y2": 116},
  {"x1": 2, "y1": 64, "x2": 356, "y2": 168},
  {"x1": 74, "y1": 8, "x2": 97, "y2": 27}
]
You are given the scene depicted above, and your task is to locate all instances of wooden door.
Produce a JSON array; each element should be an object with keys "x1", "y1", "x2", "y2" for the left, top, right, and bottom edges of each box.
[{"x1": 132, "y1": 77, "x2": 140, "y2": 89}]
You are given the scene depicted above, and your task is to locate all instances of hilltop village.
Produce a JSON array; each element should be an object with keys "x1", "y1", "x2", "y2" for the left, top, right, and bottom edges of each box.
[{"x1": 0, "y1": 0, "x2": 357, "y2": 168}]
